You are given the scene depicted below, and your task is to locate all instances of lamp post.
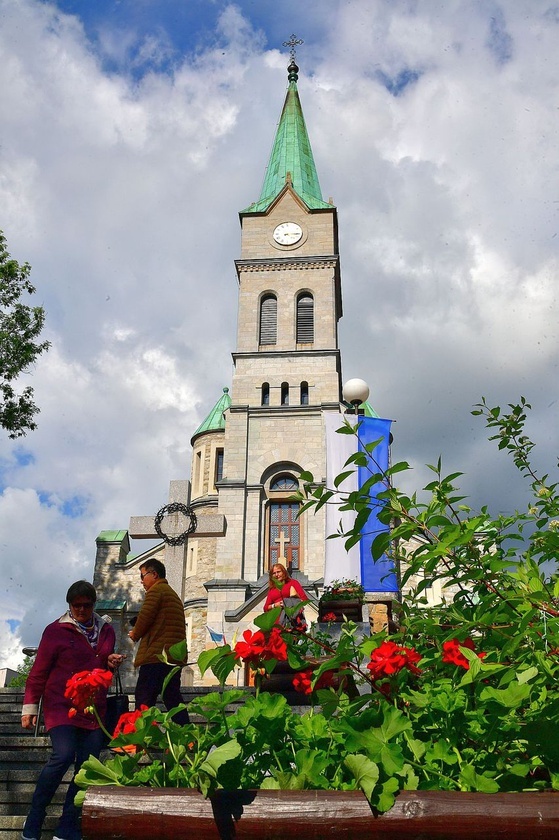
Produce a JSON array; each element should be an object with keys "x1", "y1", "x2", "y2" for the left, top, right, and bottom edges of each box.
[{"x1": 342, "y1": 378, "x2": 369, "y2": 414}]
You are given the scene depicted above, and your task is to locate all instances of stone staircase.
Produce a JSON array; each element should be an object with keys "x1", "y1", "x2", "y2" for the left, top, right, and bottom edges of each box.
[
  {"x1": 0, "y1": 679, "x2": 313, "y2": 838},
  {"x1": 0, "y1": 686, "x2": 61, "y2": 838}
]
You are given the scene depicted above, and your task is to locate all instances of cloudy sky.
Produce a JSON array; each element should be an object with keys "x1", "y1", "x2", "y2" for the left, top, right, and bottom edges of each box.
[{"x1": 1, "y1": 0, "x2": 558, "y2": 669}]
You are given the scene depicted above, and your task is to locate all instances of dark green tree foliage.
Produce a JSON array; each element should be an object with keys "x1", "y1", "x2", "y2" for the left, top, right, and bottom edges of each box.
[{"x1": 0, "y1": 231, "x2": 50, "y2": 437}]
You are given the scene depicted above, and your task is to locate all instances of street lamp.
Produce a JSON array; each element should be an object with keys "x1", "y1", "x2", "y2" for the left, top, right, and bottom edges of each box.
[{"x1": 342, "y1": 378, "x2": 369, "y2": 414}]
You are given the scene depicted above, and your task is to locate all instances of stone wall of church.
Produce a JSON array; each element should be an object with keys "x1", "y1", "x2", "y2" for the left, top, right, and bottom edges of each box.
[{"x1": 231, "y1": 352, "x2": 341, "y2": 407}]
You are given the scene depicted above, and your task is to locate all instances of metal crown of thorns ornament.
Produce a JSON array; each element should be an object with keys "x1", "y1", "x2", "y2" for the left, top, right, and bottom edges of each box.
[{"x1": 154, "y1": 503, "x2": 197, "y2": 546}]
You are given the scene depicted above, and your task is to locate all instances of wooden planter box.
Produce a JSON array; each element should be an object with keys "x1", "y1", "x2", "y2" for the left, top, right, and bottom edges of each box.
[
  {"x1": 260, "y1": 658, "x2": 359, "y2": 701},
  {"x1": 318, "y1": 598, "x2": 363, "y2": 622},
  {"x1": 82, "y1": 786, "x2": 559, "y2": 839}
]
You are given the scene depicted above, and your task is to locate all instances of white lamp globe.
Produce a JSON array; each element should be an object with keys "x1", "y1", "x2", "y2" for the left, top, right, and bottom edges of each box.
[{"x1": 343, "y1": 378, "x2": 370, "y2": 407}]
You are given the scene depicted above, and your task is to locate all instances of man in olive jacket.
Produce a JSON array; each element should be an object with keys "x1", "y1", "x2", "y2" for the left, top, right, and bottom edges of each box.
[{"x1": 128, "y1": 559, "x2": 190, "y2": 724}]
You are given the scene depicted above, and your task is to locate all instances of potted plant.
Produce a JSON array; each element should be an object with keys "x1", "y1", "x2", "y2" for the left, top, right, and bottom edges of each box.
[
  {"x1": 75, "y1": 399, "x2": 559, "y2": 838},
  {"x1": 318, "y1": 577, "x2": 365, "y2": 622}
]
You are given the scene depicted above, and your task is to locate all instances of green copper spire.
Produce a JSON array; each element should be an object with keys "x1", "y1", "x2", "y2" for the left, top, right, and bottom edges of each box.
[
  {"x1": 243, "y1": 60, "x2": 331, "y2": 214},
  {"x1": 192, "y1": 387, "x2": 231, "y2": 438}
]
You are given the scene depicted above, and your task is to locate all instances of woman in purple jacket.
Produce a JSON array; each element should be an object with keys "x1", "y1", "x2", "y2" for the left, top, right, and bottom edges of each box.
[{"x1": 21, "y1": 581, "x2": 122, "y2": 840}]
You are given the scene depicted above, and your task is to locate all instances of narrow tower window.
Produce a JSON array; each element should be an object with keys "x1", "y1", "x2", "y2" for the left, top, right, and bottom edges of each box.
[
  {"x1": 281, "y1": 382, "x2": 289, "y2": 405},
  {"x1": 260, "y1": 294, "x2": 277, "y2": 345},
  {"x1": 215, "y1": 448, "x2": 224, "y2": 484},
  {"x1": 261, "y1": 382, "x2": 270, "y2": 406},
  {"x1": 300, "y1": 381, "x2": 309, "y2": 405},
  {"x1": 296, "y1": 293, "x2": 314, "y2": 343}
]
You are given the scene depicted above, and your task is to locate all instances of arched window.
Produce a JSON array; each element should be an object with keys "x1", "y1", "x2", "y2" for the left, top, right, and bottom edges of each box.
[
  {"x1": 261, "y1": 382, "x2": 270, "y2": 406},
  {"x1": 270, "y1": 475, "x2": 299, "y2": 491},
  {"x1": 259, "y1": 294, "x2": 277, "y2": 345},
  {"x1": 267, "y1": 474, "x2": 301, "y2": 571},
  {"x1": 296, "y1": 293, "x2": 314, "y2": 343},
  {"x1": 281, "y1": 382, "x2": 289, "y2": 405},
  {"x1": 300, "y1": 381, "x2": 309, "y2": 405}
]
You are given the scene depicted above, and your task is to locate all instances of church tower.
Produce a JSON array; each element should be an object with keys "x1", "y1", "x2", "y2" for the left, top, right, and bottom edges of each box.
[{"x1": 206, "y1": 53, "x2": 343, "y2": 609}]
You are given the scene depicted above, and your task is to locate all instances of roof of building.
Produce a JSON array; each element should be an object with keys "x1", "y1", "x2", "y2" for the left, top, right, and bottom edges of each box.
[
  {"x1": 96, "y1": 530, "x2": 128, "y2": 543},
  {"x1": 340, "y1": 400, "x2": 380, "y2": 418},
  {"x1": 242, "y1": 60, "x2": 332, "y2": 214},
  {"x1": 192, "y1": 387, "x2": 231, "y2": 438},
  {"x1": 362, "y1": 400, "x2": 380, "y2": 418},
  {"x1": 96, "y1": 599, "x2": 126, "y2": 611}
]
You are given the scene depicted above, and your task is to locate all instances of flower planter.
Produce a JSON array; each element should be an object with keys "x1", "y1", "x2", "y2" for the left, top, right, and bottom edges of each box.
[
  {"x1": 82, "y1": 787, "x2": 559, "y2": 839},
  {"x1": 260, "y1": 659, "x2": 313, "y2": 704},
  {"x1": 260, "y1": 657, "x2": 358, "y2": 701},
  {"x1": 318, "y1": 597, "x2": 363, "y2": 622}
]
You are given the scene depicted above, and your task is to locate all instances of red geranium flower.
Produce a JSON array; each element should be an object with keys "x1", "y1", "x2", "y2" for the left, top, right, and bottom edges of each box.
[
  {"x1": 234, "y1": 629, "x2": 267, "y2": 664},
  {"x1": 293, "y1": 668, "x2": 314, "y2": 695},
  {"x1": 367, "y1": 640, "x2": 422, "y2": 680},
  {"x1": 64, "y1": 669, "x2": 113, "y2": 717},
  {"x1": 112, "y1": 705, "x2": 149, "y2": 738},
  {"x1": 234, "y1": 626, "x2": 288, "y2": 666},
  {"x1": 292, "y1": 667, "x2": 341, "y2": 695},
  {"x1": 323, "y1": 612, "x2": 338, "y2": 623},
  {"x1": 442, "y1": 638, "x2": 486, "y2": 670},
  {"x1": 265, "y1": 626, "x2": 288, "y2": 661}
]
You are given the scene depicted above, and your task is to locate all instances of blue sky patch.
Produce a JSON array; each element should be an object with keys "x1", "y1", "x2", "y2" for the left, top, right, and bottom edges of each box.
[
  {"x1": 43, "y1": 1, "x2": 321, "y2": 80},
  {"x1": 7, "y1": 619, "x2": 20, "y2": 633},
  {"x1": 487, "y1": 10, "x2": 513, "y2": 64},
  {"x1": 61, "y1": 495, "x2": 89, "y2": 518},
  {"x1": 38, "y1": 491, "x2": 89, "y2": 517},
  {"x1": 376, "y1": 67, "x2": 422, "y2": 97},
  {"x1": 15, "y1": 449, "x2": 35, "y2": 467},
  {"x1": 38, "y1": 491, "x2": 55, "y2": 508}
]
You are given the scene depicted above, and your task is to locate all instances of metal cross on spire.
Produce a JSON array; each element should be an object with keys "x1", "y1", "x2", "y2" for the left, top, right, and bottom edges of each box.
[{"x1": 283, "y1": 34, "x2": 304, "y2": 62}]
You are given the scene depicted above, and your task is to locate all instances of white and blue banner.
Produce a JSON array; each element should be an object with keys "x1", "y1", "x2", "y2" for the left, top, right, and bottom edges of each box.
[{"x1": 324, "y1": 412, "x2": 398, "y2": 592}]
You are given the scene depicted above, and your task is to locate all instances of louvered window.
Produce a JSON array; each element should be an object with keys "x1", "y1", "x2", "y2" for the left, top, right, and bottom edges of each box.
[
  {"x1": 296, "y1": 294, "x2": 314, "y2": 343},
  {"x1": 260, "y1": 295, "x2": 277, "y2": 345}
]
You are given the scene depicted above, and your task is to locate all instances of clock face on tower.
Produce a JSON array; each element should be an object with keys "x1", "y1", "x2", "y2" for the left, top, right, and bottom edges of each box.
[{"x1": 272, "y1": 221, "x2": 303, "y2": 246}]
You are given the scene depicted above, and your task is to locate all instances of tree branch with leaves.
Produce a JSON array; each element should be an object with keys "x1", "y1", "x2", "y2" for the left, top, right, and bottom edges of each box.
[{"x1": 0, "y1": 230, "x2": 50, "y2": 438}]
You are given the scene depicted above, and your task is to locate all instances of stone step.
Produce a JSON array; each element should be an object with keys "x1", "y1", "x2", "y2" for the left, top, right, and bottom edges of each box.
[
  {"x1": 0, "y1": 813, "x2": 57, "y2": 838},
  {"x1": 0, "y1": 736, "x2": 51, "y2": 747},
  {"x1": 0, "y1": 781, "x2": 67, "y2": 798}
]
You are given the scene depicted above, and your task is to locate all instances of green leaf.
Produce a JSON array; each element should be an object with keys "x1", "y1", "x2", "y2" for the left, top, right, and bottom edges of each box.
[
  {"x1": 199, "y1": 739, "x2": 241, "y2": 778},
  {"x1": 74, "y1": 754, "x2": 131, "y2": 788},
  {"x1": 197, "y1": 647, "x2": 237, "y2": 685},
  {"x1": 480, "y1": 682, "x2": 531, "y2": 708},
  {"x1": 517, "y1": 666, "x2": 539, "y2": 685},
  {"x1": 167, "y1": 639, "x2": 188, "y2": 664},
  {"x1": 254, "y1": 608, "x2": 282, "y2": 631},
  {"x1": 334, "y1": 470, "x2": 356, "y2": 488},
  {"x1": 343, "y1": 754, "x2": 379, "y2": 802},
  {"x1": 377, "y1": 777, "x2": 400, "y2": 813},
  {"x1": 459, "y1": 764, "x2": 499, "y2": 793}
]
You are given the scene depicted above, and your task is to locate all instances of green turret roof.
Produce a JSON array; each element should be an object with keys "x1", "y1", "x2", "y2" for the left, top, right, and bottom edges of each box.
[
  {"x1": 192, "y1": 387, "x2": 231, "y2": 438},
  {"x1": 362, "y1": 400, "x2": 380, "y2": 419},
  {"x1": 243, "y1": 60, "x2": 331, "y2": 214},
  {"x1": 341, "y1": 400, "x2": 380, "y2": 418}
]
